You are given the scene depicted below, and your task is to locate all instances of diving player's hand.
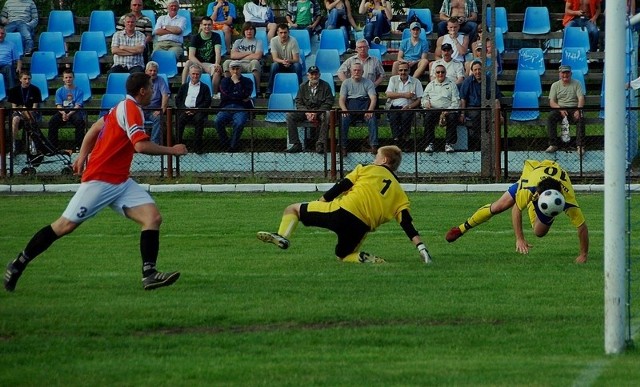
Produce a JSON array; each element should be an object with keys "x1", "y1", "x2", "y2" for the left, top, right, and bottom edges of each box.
[
  {"x1": 575, "y1": 254, "x2": 587, "y2": 264},
  {"x1": 515, "y1": 238, "x2": 532, "y2": 254},
  {"x1": 417, "y1": 243, "x2": 432, "y2": 264}
]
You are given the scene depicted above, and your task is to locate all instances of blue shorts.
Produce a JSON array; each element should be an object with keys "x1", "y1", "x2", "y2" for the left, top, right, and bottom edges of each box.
[{"x1": 507, "y1": 182, "x2": 555, "y2": 226}]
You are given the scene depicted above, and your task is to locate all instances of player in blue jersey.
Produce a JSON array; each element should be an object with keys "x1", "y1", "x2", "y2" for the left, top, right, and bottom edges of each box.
[
  {"x1": 257, "y1": 145, "x2": 433, "y2": 264},
  {"x1": 446, "y1": 159, "x2": 589, "y2": 263}
]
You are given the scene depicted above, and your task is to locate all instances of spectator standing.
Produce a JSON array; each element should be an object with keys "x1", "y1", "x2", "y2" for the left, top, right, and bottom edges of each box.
[
  {"x1": 8, "y1": 70, "x2": 41, "y2": 153},
  {"x1": 437, "y1": 0, "x2": 478, "y2": 44},
  {"x1": 215, "y1": 61, "x2": 254, "y2": 152},
  {"x1": 429, "y1": 42, "x2": 465, "y2": 86},
  {"x1": 117, "y1": 0, "x2": 154, "y2": 62},
  {"x1": 392, "y1": 22, "x2": 429, "y2": 79},
  {"x1": 153, "y1": 0, "x2": 186, "y2": 60},
  {"x1": 109, "y1": 13, "x2": 146, "y2": 74},
  {"x1": 144, "y1": 61, "x2": 170, "y2": 145},
  {"x1": 324, "y1": 0, "x2": 357, "y2": 49},
  {"x1": 358, "y1": 0, "x2": 392, "y2": 45},
  {"x1": 0, "y1": 0, "x2": 37, "y2": 56},
  {"x1": 210, "y1": 0, "x2": 237, "y2": 53},
  {"x1": 337, "y1": 39, "x2": 384, "y2": 87},
  {"x1": 434, "y1": 18, "x2": 469, "y2": 63},
  {"x1": 223, "y1": 22, "x2": 264, "y2": 94},
  {"x1": 385, "y1": 61, "x2": 423, "y2": 149},
  {"x1": 563, "y1": 0, "x2": 602, "y2": 52},
  {"x1": 546, "y1": 65, "x2": 585, "y2": 155},
  {"x1": 243, "y1": 0, "x2": 277, "y2": 41},
  {"x1": 181, "y1": 16, "x2": 222, "y2": 96},
  {"x1": 286, "y1": 65, "x2": 335, "y2": 154},
  {"x1": 48, "y1": 69, "x2": 86, "y2": 150},
  {"x1": 286, "y1": 0, "x2": 323, "y2": 38},
  {"x1": 175, "y1": 65, "x2": 212, "y2": 153},
  {"x1": 267, "y1": 23, "x2": 303, "y2": 94},
  {"x1": 0, "y1": 25, "x2": 21, "y2": 90},
  {"x1": 421, "y1": 64, "x2": 460, "y2": 153},
  {"x1": 339, "y1": 62, "x2": 378, "y2": 156}
]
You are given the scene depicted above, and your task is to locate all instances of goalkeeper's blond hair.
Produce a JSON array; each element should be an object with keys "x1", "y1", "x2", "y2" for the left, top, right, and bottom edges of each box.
[{"x1": 378, "y1": 145, "x2": 402, "y2": 172}]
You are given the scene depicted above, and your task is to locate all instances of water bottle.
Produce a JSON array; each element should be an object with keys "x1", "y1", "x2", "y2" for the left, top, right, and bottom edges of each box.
[{"x1": 561, "y1": 117, "x2": 570, "y2": 143}]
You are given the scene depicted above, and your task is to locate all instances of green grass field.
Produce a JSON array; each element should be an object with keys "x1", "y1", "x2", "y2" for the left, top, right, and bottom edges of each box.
[{"x1": 1, "y1": 191, "x2": 638, "y2": 386}]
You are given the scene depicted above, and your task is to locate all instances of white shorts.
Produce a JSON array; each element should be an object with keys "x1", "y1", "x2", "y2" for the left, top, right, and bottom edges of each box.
[{"x1": 62, "y1": 179, "x2": 155, "y2": 224}]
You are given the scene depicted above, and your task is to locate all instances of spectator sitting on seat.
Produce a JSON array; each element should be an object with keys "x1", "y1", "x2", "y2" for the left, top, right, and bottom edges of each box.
[
  {"x1": 546, "y1": 65, "x2": 586, "y2": 156},
  {"x1": 243, "y1": 0, "x2": 277, "y2": 41},
  {"x1": 109, "y1": 13, "x2": 146, "y2": 74},
  {"x1": 391, "y1": 22, "x2": 429, "y2": 79},
  {"x1": 210, "y1": 0, "x2": 237, "y2": 53},
  {"x1": 437, "y1": 0, "x2": 478, "y2": 44},
  {"x1": 429, "y1": 42, "x2": 464, "y2": 86},
  {"x1": 324, "y1": 0, "x2": 357, "y2": 50},
  {"x1": 0, "y1": 25, "x2": 21, "y2": 90},
  {"x1": 48, "y1": 69, "x2": 86, "y2": 150},
  {"x1": 175, "y1": 65, "x2": 212, "y2": 153},
  {"x1": 223, "y1": 22, "x2": 263, "y2": 94},
  {"x1": 8, "y1": 70, "x2": 41, "y2": 153},
  {"x1": 434, "y1": 17, "x2": 469, "y2": 64},
  {"x1": 385, "y1": 61, "x2": 423, "y2": 150},
  {"x1": 337, "y1": 38, "x2": 384, "y2": 87},
  {"x1": 153, "y1": 0, "x2": 186, "y2": 60},
  {"x1": 358, "y1": 0, "x2": 391, "y2": 45},
  {"x1": 465, "y1": 38, "x2": 502, "y2": 75},
  {"x1": 117, "y1": 0, "x2": 154, "y2": 62},
  {"x1": 286, "y1": 65, "x2": 335, "y2": 154},
  {"x1": 458, "y1": 60, "x2": 502, "y2": 151},
  {"x1": 0, "y1": 0, "x2": 37, "y2": 56},
  {"x1": 144, "y1": 61, "x2": 170, "y2": 145},
  {"x1": 339, "y1": 62, "x2": 378, "y2": 156},
  {"x1": 421, "y1": 64, "x2": 460, "y2": 153},
  {"x1": 563, "y1": 0, "x2": 601, "y2": 52},
  {"x1": 286, "y1": 0, "x2": 322, "y2": 38},
  {"x1": 469, "y1": 23, "x2": 483, "y2": 53},
  {"x1": 215, "y1": 61, "x2": 254, "y2": 152},
  {"x1": 181, "y1": 16, "x2": 222, "y2": 96},
  {"x1": 267, "y1": 23, "x2": 303, "y2": 94}
]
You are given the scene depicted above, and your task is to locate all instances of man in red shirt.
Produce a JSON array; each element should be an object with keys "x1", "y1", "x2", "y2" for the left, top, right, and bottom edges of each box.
[{"x1": 4, "y1": 73, "x2": 188, "y2": 292}]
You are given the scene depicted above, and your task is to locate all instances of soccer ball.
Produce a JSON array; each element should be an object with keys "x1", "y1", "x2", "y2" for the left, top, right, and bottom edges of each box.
[{"x1": 538, "y1": 189, "x2": 565, "y2": 217}]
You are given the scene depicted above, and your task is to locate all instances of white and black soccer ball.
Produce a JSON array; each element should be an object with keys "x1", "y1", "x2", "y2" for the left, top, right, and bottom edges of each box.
[{"x1": 538, "y1": 189, "x2": 565, "y2": 217}]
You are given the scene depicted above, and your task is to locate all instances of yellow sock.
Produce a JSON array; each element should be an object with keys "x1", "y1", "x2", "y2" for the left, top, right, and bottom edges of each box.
[
  {"x1": 459, "y1": 204, "x2": 493, "y2": 233},
  {"x1": 277, "y1": 213, "x2": 299, "y2": 238},
  {"x1": 341, "y1": 252, "x2": 361, "y2": 263}
]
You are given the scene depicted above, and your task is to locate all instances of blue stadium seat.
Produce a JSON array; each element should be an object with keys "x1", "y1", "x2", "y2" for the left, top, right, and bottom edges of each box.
[
  {"x1": 89, "y1": 10, "x2": 116, "y2": 38},
  {"x1": 5, "y1": 32, "x2": 23, "y2": 57},
  {"x1": 319, "y1": 29, "x2": 346, "y2": 55},
  {"x1": 213, "y1": 30, "x2": 227, "y2": 56},
  {"x1": 401, "y1": 27, "x2": 427, "y2": 42},
  {"x1": 38, "y1": 32, "x2": 66, "y2": 59},
  {"x1": 289, "y1": 29, "x2": 311, "y2": 57},
  {"x1": 31, "y1": 73, "x2": 49, "y2": 101},
  {"x1": 561, "y1": 47, "x2": 588, "y2": 75},
  {"x1": 562, "y1": 26, "x2": 590, "y2": 51},
  {"x1": 105, "y1": 73, "x2": 129, "y2": 94},
  {"x1": 314, "y1": 49, "x2": 341, "y2": 76},
  {"x1": 189, "y1": 73, "x2": 213, "y2": 97},
  {"x1": 100, "y1": 93, "x2": 125, "y2": 117},
  {"x1": 265, "y1": 93, "x2": 294, "y2": 123},
  {"x1": 30, "y1": 51, "x2": 58, "y2": 80},
  {"x1": 486, "y1": 6, "x2": 508, "y2": 33},
  {"x1": 158, "y1": 73, "x2": 170, "y2": 89},
  {"x1": 514, "y1": 69, "x2": 542, "y2": 97},
  {"x1": 571, "y1": 70, "x2": 586, "y2": 94},
  {"x1": 178, "y1": 9, "x2": 192, "y2": 37},
  {"x1": 255, "y1": 28, "x2": 269, "y2": 54},
  {"x1": 47, "y1": 10, "x2": 75, "y2": 37},
  {"x1": 319, "y1": 72, "x2": 335, "y2": 96},
  {"x1": 242, "y1": 72, "x2": 257, "y2": 98},
  {"x1": 73, "y1": 51, "x2": 101, "y2": 80},
  {"x1": 510, "y1": 91, "x2": 540, "y2": 121},
  {"x1": 141, "y1": 9, "x2": 156, "y2": 29},
  {"x1": 368, "y1": 48, "x2": 382, "y2": 62},
  {"x1": 80, "y1": 31, "x2": 108, "y2": 58},
  {"x1": 272, "y1": 73, "x2": 299, "y2": 98},
  {"x1": 150, "y1": 50, "x2": 178, "y2": 78},
  {"x1": 522, "y1": 7, "x2": 550, "y2": 35},
  {"x1": 517, "y1": 48, "x2": 545, "y2": 75},
  {"x1": 370, "y1": 42, "x2": 387, "y2": 55},
  {"x1": 74, "y1": 72, "x2": 92, "y2": 103},
  {"x1": 494, "y1": 27, "x2": 505, "y2": 54},
  {"x1": 406, "y1": 9, "x2": 433, "y2": 34},
  {"x1": 0, "y1": 74, "x2": 6, "y2": 101}
]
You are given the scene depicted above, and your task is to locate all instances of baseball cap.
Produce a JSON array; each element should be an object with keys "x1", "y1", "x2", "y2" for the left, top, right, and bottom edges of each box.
[
  {"x1": 475, "y1": 42, "x2": 482, "y2": 50},
  {"x1": 230, "y1": 60, "x2": 242, "y2": 68},
  {"x1": 558, "y1": 65, "x2": 572, "y2": 72},
  {"x1": 441, "y1": 43, "x2": 453, "y2": 51},
  {"x1": 307, "y1": 65, "x2": 320, "y2": 74},
  {"x1": 410, "y1": 22, "x2": 421, "y2": 30}
]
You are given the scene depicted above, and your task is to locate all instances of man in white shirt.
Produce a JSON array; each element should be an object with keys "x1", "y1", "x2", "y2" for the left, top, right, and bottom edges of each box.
[
  {"x1": 421, "y1": 64, "x2": 460, "y2": 153},
  {"x1": 385, "y1": 61, "x2": 423, "y2": 149},
  {"x1": 175, "y1": 65, "x2": 212, "y2": 153},
  {"x1": 153, "y1": 0, "x2": 187, "y2": 59},
  {"x1": 429, "y1": 42, "x2": 465, "y2": 86}
]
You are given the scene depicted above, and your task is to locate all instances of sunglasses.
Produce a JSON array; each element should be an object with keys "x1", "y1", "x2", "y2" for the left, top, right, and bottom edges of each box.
[{"x1": 435, "y1": 71, "x2": 446, "y2": 74}]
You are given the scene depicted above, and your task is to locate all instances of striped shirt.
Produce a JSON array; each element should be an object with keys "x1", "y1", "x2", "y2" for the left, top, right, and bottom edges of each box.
[
  {"x1": 0, "y1": 0, "x2": 38, "y2": 28},
  {"x1": 111, "y1": 30, "x2": 146, "y2": 68}
]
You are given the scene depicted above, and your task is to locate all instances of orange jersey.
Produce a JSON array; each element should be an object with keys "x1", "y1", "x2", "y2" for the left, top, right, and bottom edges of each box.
[{"x1": 82, "y1": 96, "x2": 150, "y2": 184}]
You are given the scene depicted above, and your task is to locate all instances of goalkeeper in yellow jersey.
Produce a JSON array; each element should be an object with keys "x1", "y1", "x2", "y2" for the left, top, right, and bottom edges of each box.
[
  {"x1": 445, "y1": 159, "x2": 589, "y2": 264},
  {"x1": 257, "y1": 145, "x2": 433, "y2": 264}
]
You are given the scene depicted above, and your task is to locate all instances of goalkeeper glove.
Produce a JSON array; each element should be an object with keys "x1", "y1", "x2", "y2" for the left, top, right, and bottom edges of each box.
[{"x1": 417, "y1": 243, "x2": 432, "y2": 264}]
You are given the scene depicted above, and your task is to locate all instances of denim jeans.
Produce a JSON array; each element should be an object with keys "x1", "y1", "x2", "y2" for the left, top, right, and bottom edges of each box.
[
  {"x1": 144, "y1": 110, "x2": 164, "y2": 145},
  {"x1": 566, "y1": 18, "x2": 600, "y2": 52},
  {"x1": 340, "y1": 97, "x2": 378, "y2": 148},
  {"x1": 5, "y1": 21, "x2": 34, "y2": 53},
  {"x1": 326, "y1": 8, "x2": 351, "y2": 48},
  {"x1": 215, "y1": 104, "x2": 249, "y2": 150},
  {"x1": 363, "y1": 11, "x2": 390, "y2": 44}
]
